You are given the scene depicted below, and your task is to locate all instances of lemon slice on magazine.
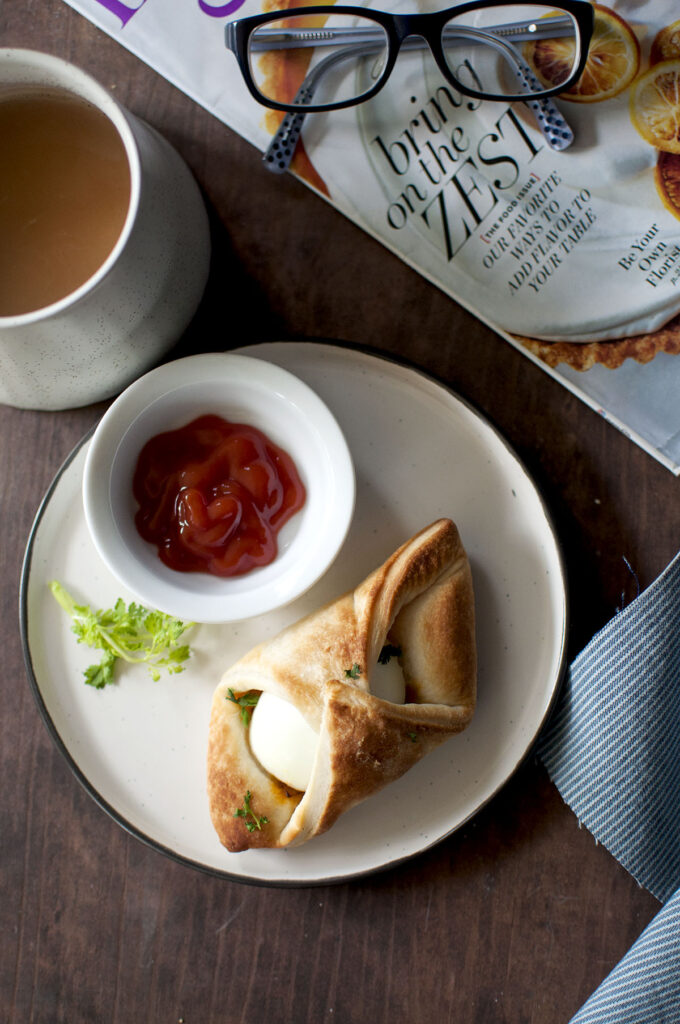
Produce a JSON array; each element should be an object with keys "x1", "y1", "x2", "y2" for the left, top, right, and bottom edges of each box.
[
  {"x1": 630, "y1": 60, "x2": 680, "y2": 154},
  {"x1": 650, "y1": 20, "x2": 680, "y2": 66},
  {"x1": 525, "y1": 3, "x2": 640, "y2": 103}
]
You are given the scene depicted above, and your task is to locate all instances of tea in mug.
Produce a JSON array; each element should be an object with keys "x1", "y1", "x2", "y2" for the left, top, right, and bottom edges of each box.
[{"x1": 0, "y1": 88, "x2": 131, "y2": 317}]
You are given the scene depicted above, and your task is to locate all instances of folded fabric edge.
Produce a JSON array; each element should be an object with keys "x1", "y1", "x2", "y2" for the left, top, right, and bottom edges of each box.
[
  {"x1": 568, "y1": 886, "x2": 680, "y2": 1024},
  {"x1": 537, "y1": 753, "x2": 667, "y2": 902},
  {"x1": 536, "y1": 548, "x2": 680, "y2": 904}
]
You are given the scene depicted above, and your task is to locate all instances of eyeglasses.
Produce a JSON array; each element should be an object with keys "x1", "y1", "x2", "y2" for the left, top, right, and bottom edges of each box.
[{"x1": 225, "y1": 0, "x2": 594, "y2": 174}]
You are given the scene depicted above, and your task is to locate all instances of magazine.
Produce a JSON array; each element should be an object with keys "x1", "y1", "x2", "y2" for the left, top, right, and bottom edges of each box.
[{"x1": 62, "y1": 0, "x2": 680, "y2": 472}]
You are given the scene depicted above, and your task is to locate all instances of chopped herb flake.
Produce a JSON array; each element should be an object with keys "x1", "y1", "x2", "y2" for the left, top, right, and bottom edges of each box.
[
  {"x1": 234, "y1": 790, "x2": 269, "y2": 833},
  {"x1": 378, "y1": 644, "x2": 402, "y2": 664},
  {"x1": 226, "y1": 688, "x2": 260, "y2": 726}
]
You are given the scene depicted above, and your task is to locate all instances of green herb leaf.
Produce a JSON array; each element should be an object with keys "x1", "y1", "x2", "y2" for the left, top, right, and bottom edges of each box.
[
  {"x1": 226, "y1": 688, "x2": 260, "y2": 726},
  {"x1": 378, "y1": 643, "x2": 402, "y2": 665},
  {"x1": 83, "y1": 650, "x2": 117, "y2": 689},
  {"x1": 408, "y1": 732, "x2": 418, "y2": 743},
  {"x1": 49, "y1": 580, "x2": 193, "y2": 688},
  {"x1": 233, "y1": 790, "x2": 269, "y2": 832},
  {"x1": 344, "y1": 663, "x2": 361, "y2": 679}
]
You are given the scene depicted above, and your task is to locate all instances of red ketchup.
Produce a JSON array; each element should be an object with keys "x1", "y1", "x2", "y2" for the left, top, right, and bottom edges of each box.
[{"x1": 132, "y1": 414, "x2": 306, "y2": 577}]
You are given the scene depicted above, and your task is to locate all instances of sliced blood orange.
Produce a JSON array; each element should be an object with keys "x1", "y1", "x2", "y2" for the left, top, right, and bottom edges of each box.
[{"x1": 656, "y1": 150, "x2": 680, "y2": 219}]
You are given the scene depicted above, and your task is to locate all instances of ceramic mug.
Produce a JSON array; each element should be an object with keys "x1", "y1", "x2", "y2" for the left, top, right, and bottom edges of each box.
[{"x1": 0, "y1": 49, "x2": 211, "y2": 411}]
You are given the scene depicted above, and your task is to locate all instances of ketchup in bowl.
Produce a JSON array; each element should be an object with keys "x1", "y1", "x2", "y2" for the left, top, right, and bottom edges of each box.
[{"x1": 132, "y1": 414, "x2": 306, "y2": 577}]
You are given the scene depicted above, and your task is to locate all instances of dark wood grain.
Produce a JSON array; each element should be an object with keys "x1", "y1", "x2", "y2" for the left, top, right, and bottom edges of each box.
[{"x1": 2, "y1": 2, "x2": 677, "y2": 1022}]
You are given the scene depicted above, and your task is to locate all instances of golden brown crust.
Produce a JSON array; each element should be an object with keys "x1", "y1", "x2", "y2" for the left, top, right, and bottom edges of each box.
[
  {"x1": 514, "y1": 313, "x2": 680, "y2": 371},
  {"x1": 206, "y1": 519, "x2": 477, "y2": 852}
]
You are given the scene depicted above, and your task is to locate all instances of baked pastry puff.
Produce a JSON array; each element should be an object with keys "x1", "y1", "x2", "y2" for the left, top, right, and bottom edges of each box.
[{"x1": 207, "y1": 518, "x2": 476, "y2": 852}]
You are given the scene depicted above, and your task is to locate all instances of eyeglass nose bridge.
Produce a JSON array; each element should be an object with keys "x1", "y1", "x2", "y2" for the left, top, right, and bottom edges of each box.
[
  {"x1": 390, "y1": 10, "x2": 435, "y2": 37},
  {"x1": 373, "y1": 11, "x2": 475, "y2": 104},
  {"x1": 388, "y1": 11, "x2": 447, "y2": 66},
  {"x1": 380, "y1": 10, "x2": 507, "y2": 102}
]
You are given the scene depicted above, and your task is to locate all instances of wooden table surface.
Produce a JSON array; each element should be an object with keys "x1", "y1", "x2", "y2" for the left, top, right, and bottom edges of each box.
[{"x1": 2, "y1": 2, "x2": 678, "y2": 1022}]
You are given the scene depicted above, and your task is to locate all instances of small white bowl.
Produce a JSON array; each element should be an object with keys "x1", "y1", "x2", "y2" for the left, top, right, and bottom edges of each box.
[{"x1": 82, "y1": 352, "x2": 355, "y2": 623}]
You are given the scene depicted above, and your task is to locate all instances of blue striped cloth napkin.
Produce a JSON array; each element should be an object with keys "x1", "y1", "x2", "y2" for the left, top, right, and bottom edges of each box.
[{"x1": 537, "y1": 549, "x2": 680, "y2": 1022}]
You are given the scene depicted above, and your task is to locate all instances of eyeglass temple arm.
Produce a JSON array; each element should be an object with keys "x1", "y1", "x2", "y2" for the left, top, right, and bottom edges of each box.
[
  {"x1": 263, "y1": 40, "x2": 377, "y2": 173},
  {"x1": 465, "y1": 25, "x2": 574, "y2": 151},
  {"x1": 262, "y1": 23, "x2": 574, "y2": 174}
]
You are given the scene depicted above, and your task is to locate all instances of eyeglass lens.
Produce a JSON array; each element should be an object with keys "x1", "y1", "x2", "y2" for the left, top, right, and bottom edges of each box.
[
  {"x1": 248, "y1": 14, "x2": 390, "y2": 108},
  {"x1": 441, "y1": 5, "x2": 580, "y2": 97},
  {"x1": 247, "y1": 5, "x2": 581, "y2": 109}
]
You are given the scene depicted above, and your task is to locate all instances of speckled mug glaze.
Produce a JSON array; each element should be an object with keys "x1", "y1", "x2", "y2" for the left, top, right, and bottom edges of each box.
[{"x1": 0, "y1": 50, "x2": 211, "y2": 411}]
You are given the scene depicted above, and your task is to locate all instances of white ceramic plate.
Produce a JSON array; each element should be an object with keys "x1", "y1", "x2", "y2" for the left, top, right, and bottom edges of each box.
[{"x1": 21, "y1": 341, "x2": 567, "y2": 885}]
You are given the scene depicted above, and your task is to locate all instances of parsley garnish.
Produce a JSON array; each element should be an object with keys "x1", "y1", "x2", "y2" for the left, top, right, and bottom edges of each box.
[
  {"x1": 226, "y1": 688, "x2": 260, "y2": 725},
  {"x1": 344, "y1": 663, "x2": 361, "y2": 679},
  {"x1": 408, "y1": 732, "x2": 418, "y2": 743},
  {"x1": 378, "y1": 644, "x2": 402, "y2": 664},
  {"x1": 234, "y1": 790, "x2": 269, "y2": 832},
  {"x1": 50, "y1": 580, "x2": 193, "y2": 688}
]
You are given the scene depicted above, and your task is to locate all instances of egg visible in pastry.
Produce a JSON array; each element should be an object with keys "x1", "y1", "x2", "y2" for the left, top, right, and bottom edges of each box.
[{"x1": 207, "y1": 517, "x2": 477, "y2": 851}]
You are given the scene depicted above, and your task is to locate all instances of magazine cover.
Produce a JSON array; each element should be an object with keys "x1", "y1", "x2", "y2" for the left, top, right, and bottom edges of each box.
[{"x1": 62, "y1": 0, "x2": 680, "y2": 471}]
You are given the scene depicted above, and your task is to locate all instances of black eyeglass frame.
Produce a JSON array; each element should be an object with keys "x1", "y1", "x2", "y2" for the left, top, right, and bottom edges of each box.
[{"x1": 225, "y1": 0, "x2": 594, "y2": 113}]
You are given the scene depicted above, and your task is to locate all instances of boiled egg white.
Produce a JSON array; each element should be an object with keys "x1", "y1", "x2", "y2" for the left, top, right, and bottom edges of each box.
[
  {"x1": 249, "y1": 691, "x2": 319, "y2": 792},
  {"x1": 249, "y1": 654, "x2": 405, "y2": 791}
]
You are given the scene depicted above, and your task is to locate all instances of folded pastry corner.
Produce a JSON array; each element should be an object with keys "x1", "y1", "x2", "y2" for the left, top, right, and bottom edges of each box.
[{"x1": 207, "y1": 518, "x2": 477, "y2": 852}]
